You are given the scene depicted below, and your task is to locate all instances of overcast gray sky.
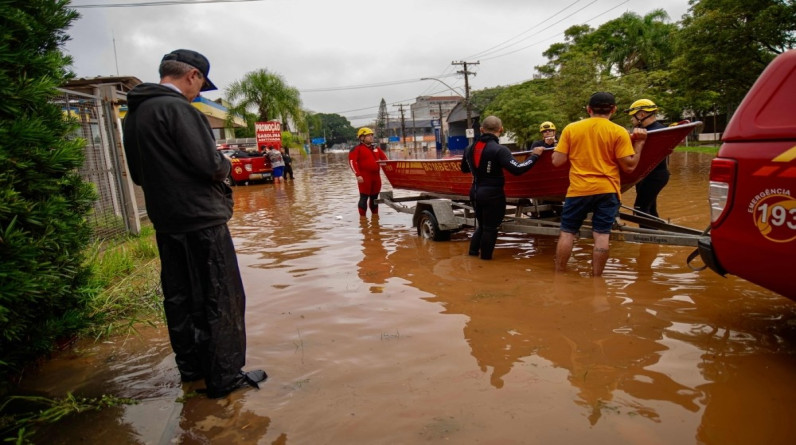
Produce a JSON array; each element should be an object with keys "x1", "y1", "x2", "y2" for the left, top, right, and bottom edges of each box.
[{"x1": 65, "y1": 0, "x2": 691, "y2": 126}]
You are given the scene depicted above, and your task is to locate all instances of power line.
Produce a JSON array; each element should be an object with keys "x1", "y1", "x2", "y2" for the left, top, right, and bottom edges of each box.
[
  {"x1": 71, "y1": 0, "x2": 266, "y2": 8},
  {"x1": 298, "y1": 73, "x2": 459, "y2": 93},
  {"x1": 479, "y1": 0, "x2": 630, "y2": 62},
  {"x1": 464, "y1": 0, "x2": 585, "y2": 60}
]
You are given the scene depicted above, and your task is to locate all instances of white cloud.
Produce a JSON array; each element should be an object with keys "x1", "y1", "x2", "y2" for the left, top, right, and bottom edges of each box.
[{"x1": 65, "y1": 0, "x2": 690, "y2": 126}]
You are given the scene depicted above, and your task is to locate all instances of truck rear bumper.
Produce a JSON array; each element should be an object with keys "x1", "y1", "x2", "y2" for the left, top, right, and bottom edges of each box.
[{"x1": 697, "y1": 236, "x2": 727, "y2": 276}]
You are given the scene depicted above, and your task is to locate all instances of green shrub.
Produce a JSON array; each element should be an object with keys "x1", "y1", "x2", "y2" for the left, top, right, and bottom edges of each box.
[{"x1": 0, "y1": 1, "x2": 96, "y2": 393}]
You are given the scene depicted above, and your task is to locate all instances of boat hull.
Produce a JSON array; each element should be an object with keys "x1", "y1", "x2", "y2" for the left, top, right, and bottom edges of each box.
[{"x1": 379, "y1": 122, "x2": 701, "y2": 200}]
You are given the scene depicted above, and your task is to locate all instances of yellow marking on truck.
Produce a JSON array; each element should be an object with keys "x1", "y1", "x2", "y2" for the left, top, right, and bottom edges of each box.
[{"x1": 772, "y1": 145, "x2": 796, "y2": 162}]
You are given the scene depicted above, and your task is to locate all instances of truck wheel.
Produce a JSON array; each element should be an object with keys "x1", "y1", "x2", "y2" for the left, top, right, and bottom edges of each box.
[
  {"x1": 417, "y1": 210, "x2": 451, "y2": 241},
  {"x1": 224, "y1": 174, "x2": 236, "y2": 187}
]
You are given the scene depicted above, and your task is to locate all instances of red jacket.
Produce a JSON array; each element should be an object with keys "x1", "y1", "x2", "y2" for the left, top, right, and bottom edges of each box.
[{"x1": 348, "y1": 143, "x2": 387, "y2": 176}]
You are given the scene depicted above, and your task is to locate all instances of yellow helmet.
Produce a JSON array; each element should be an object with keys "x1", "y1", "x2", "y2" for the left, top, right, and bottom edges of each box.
[
  {"x1": 357, "y1": 127, "x2": 374, "y2": 138},
  {"x1": 625, "y1": 99, "x2": 658, "y2": 115},
  {"x1": 539, "y1": 121, "x2": 556, "y2": 132}
]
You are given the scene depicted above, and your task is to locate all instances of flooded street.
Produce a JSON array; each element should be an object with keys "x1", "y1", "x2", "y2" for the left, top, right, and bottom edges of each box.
[{"x1": 22, "y1": 150, "x2": 796, "y2": 444}]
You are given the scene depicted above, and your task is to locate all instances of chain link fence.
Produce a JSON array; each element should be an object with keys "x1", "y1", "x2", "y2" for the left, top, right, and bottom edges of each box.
[{"x1": 56, "y1": 88, "x2": 131, "y2": 240}]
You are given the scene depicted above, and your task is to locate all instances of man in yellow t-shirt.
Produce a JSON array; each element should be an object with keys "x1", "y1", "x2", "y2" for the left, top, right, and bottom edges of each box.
[{"x1": 551, "y1": 92, "x2": 648, "y2": 276}]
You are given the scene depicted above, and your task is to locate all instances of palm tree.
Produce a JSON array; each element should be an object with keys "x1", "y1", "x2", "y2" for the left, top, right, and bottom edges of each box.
[
  {"x1": 225, "y1": 69, "x2": 304, "y2": 132},
  {"x1": 600, "y1": 10, "x2": 675, "y2": 74}
]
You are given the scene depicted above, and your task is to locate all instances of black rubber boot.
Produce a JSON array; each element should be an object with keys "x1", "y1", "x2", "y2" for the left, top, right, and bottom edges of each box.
[{"x1": 204, "y1": 369, "x2": 268, "y2": 399}]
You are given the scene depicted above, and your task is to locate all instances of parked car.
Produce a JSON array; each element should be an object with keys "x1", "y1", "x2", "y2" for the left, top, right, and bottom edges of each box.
[
  {"x1": 219, "y1": 148, "x2": 273, "y2": 185},
  {"x1": 698, "y1": 50, "x2": 796, "y2": 300}
]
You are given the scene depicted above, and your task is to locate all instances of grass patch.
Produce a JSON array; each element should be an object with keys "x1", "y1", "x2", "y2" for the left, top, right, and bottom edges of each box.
[
  {"x1": 675, "y1": 144, "x2": 719, "y2": 155},
  {"x1": 81, "y1": 225, "x2": 164, "y2": 340},
  {"x1": 0, "y1": 394, "x2": 138, "y2": 443}
]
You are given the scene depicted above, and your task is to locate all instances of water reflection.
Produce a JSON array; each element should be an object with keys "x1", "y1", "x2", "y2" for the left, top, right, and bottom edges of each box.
[
  {"x1": 357, "y1": 216, "x2": 391, "y2": 292},
  {"x1": 388, "y1": 235, "x2": 703, "y2": 423},
  {"x1": 175, "y1": 395, "x2": 285, "y2": 444},
  {"x1": 17, "y1": 152, "x2": 796, "y2": 444}
]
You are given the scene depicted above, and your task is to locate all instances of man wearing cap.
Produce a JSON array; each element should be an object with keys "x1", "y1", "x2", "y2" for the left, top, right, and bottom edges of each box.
[
  {"x1": 551, "y1": 92, "x2": 647, "y2": 276},
  {"x1": 123, "y1": 49, "x2": 266, "y2": 398}
]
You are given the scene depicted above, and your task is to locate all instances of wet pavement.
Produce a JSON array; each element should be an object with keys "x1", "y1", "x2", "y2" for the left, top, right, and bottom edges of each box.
[{"x1": 20, "y1": 150, "x2": 796, "y2": 444}]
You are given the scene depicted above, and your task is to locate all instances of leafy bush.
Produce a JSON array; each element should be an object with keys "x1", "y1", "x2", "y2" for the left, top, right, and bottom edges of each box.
[{"x1": 0, "y1": 1, "x2": 96, "y2": 392}]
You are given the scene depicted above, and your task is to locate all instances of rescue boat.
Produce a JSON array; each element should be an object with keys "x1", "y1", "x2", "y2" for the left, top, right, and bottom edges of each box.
[{"x1": 379, "y1": 121, "x2": 701, "y2": 201}]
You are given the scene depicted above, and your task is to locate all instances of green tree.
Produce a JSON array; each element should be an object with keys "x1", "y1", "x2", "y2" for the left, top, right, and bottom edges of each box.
[
  {"x1": 531, "y1": 10, "x2": 681, "y2": 125},
  {"x1": 375, "y1": 98, "x2": 388, "y2": 140},
  {"x1": 0, "y1": 0, "x2": 96, "y2": 390},
  {"x1": 225, "y1": 69, "x2": 304, "y2": 132},
  {"x1": 537, "y1": 11, "x2": 676, "y2": 77},
  {"x1": 550, "y1": 51, "x2": 605, "y2": 122},
  {"x1": 308, "y1": 113, "x2": 355, "y2": 145},
  {"x1": 671, "y1": 0, "x2": 796, "y2": 120},
  {"x1": 535, "y1": 25, "x2": 594, "y2": 76},
  {"x1": 469, "y1": 86, "x2": 508, "y2": 118},
  {"x1": 589, "y1": 10, "x2": 677, "y2": 75},
  {"x1": 232, "y1": 110, "x2": 257, "y2": 138},
  {"x1": 484, "y1": 80, "x2": 566, "y2": 148}
]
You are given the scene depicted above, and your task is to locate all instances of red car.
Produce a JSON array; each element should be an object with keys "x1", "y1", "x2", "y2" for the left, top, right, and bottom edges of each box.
[
  {"x1": 219, "y1": 149, "x2": 273, "y2": 185},
  {"x1": 698, "y1": 50, "x2": 796, "y2": 300}
]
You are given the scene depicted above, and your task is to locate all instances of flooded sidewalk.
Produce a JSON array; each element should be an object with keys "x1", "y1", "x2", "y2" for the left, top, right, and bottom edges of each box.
[{"x1": 19, "y1": 151, "x2": 796, "y2": 444}]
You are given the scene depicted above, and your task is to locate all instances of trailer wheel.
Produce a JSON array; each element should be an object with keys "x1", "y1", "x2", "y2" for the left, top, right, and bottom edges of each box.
[{"x1": 418, "y1": 210, "x2": 451, "y2": 241}]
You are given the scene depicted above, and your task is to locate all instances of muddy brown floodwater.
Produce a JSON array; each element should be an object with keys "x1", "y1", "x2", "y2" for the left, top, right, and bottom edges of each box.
[{"x1": 20, "y1": 150, "x2": 796, "y2": 444}]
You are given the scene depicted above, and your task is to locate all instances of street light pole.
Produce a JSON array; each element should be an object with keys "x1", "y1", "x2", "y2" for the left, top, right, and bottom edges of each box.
[
  {"x1": 420, "y1": 77, "x2": 464, "y2": 98},
  {"x1": 420, "y1": 76, "x2": 463, "y2": 151}
]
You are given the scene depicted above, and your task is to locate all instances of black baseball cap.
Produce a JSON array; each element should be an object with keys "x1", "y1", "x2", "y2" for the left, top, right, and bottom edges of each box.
[
  {"x1": 161, "y1": 49, "x2": 217, "y2": 91},
  {"x1": 588, "y1": 92, "x2": 616, "y2": 108}
]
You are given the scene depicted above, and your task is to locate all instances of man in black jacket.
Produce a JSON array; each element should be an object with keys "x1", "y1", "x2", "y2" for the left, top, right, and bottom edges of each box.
[
  {"x1": 123, "y1": 49, "x2": 265, "y2": 398},
  {"x1": 461, "y1": 116, "x2": 545, "y2": 259}
]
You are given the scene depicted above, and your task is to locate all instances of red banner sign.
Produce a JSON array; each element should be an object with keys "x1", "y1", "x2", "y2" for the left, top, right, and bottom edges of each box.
[{"x1": 255, "y1": 121, "x2": 282, "y2": 151}]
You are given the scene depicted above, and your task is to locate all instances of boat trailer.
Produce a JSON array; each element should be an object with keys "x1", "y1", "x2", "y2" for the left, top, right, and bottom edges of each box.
[{"x1": 378, "y1": 191, "x2": 707, "y2": 248}]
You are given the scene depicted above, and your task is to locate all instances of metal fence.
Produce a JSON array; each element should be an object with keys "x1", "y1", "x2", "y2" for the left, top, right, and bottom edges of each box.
[{"x1": 56, "y1": 88, "x2": 131, "y2": 240}]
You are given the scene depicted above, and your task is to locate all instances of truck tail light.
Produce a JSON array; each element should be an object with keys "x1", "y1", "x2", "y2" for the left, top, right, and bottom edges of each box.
[{"x1": 708, "y1": 158, "x2": 737, "y2": 226}]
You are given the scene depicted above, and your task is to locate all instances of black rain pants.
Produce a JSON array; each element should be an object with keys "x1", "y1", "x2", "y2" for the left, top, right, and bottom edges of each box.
[
  {"x1": 469, "y1": 185, "x2": 506, "y2": 260},
  {"x1": 155, "y1": 224, "x2": 247, "y2": 395}
]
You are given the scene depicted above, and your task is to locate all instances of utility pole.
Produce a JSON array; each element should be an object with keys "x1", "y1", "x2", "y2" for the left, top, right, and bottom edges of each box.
[
  {"x1": 438, "y1": 102, "x2": 447, "y2": 152},
  {"x1": 396, "y1": 104, "x2": 407, "y2": 150},
  {"x1": 452, "y1": 60, "x2": 479, "y2": 143},
  {"x1": 411, "y1": 112, "x2": 417, "y2": 153}
]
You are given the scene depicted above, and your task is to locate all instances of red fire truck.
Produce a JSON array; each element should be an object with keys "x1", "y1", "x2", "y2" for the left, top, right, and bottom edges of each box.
[{"x1": 698, "y1": 50, "x2": 796, "y2": 300}]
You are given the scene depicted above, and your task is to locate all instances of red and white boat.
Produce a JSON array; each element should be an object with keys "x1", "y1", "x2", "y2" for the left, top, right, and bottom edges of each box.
[{"x1": 379, "y1": 121, "x2": 701, "y2": 201}]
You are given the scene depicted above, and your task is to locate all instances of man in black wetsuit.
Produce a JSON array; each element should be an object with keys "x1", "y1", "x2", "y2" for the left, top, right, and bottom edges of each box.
[
  {"x1": 460, "y1": 116, "x2": 545, "y2": 260},
  {"x1": 625, "y1": 99, "x2": 668, "y2": 223}
]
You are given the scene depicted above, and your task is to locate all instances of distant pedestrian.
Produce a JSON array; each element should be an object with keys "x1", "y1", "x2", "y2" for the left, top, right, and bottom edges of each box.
[
  {"x1": 551, "y1": 92, "x2": 647, "y2": 276},
  {"x1": 267, "y1": 146, "x2": 285, "y2": 183},
  {"x1": 282, "y1": 148, "x2": 294, "y2": 180},
  {"x1": 349, "y1": 127, "x2": 387, "y2": 217},
  {"x1": 122, "y1": 49, "x2": 266, "y2": 398}
]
